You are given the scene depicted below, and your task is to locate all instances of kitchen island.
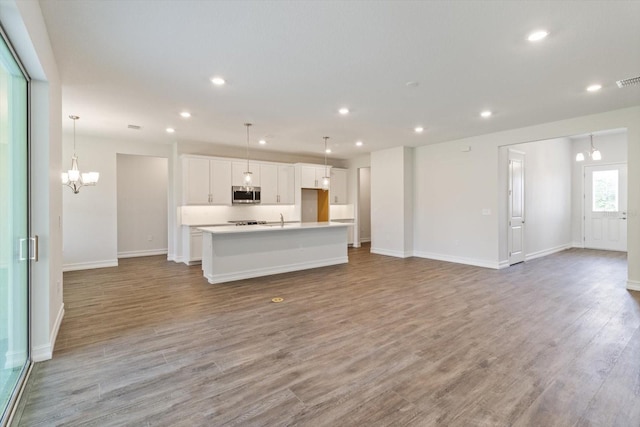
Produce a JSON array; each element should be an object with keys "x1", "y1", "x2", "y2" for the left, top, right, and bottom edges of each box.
[{"x1": 199, "y1": 222, "x2": 350, "y2": 284}]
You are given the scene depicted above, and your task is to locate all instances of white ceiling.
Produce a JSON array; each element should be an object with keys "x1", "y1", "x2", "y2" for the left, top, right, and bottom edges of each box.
[{"x1": 39, "y1": 1, "x2": 640, "y2": 160}]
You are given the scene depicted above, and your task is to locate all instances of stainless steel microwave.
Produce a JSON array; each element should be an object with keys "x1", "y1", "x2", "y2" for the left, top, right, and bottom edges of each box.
[{"x1": 232, "y1": 186, "x2": 261, "y2": 204}]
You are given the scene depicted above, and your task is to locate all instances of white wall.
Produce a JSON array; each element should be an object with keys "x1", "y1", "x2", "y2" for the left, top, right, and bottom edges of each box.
[
  {"x1": 358, "y1": 168, "x2": 371, "y2": 242},
  {"x1": 62, "y1": 136, "x2": 171, "y2": 270},
  {"x1": 570, "y1": 131, "x2": 628, "y2": 246},
  {"x1": 498, "y1": 137, "x2": 573, "y2": 264},
  {"x1": 413, "y1": 140, "x2": 499, "y2": 267},
  {"x1": 371, "y1": 147, "x2": 413, "y2": 257},
  {"x1": 1, "y1": 0, "x2": 64, "y2": 361},
  {"x1": 116, "y1": 154, "x2": 168, "y2": 257}
]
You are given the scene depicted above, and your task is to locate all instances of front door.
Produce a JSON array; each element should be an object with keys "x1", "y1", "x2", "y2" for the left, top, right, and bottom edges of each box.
[
  {"x1": 584, "y1": 163, "x2": 627, "y2": 251},
  {"x1": 0, "y1": 31, "x2": 30, "y2": 424},
  {"x1": 508, "y1": 149, "x2": 525, "y2": 265}
]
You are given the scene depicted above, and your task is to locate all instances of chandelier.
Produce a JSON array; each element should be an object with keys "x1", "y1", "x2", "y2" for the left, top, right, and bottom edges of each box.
[
  {"x1": 575, "y1": 134, "x2": 602, "y2": 162},
  {"x1": 61, "y1": 115, "x2": 99, "y2": 193}
]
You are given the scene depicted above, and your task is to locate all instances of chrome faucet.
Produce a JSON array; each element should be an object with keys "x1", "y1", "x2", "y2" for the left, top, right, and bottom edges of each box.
[{"x1": 280, "y1": 213, "x2": 284, "y2": 227}]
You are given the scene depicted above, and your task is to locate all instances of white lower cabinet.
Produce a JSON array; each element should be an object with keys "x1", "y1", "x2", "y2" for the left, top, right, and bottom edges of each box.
[{"x1": 182, "y1": 227, "x2": 203, "y2": 265}]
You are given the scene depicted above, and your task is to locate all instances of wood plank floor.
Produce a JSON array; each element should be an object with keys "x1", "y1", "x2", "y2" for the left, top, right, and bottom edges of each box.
[{"x1": 12, "y1": 245, "x2": 640, "y2": 426}]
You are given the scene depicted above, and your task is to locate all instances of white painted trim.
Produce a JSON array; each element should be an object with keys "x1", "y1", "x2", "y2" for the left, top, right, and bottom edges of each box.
[
  {"x1": 572, "y1": 241, "x2": 584, "y2": 248},
  {"x1": 498, "y1": 260, "x2": 510, "y2": 269},
  {"x1": 171, "y1": 255, "x2": 183, "y2": 263},
  {"x1": 627, "y1": 280, "x2": 640, "y2": 292},
  {"x1": 117, "y1": 249, "x2": 168, "y2": 258},
  {"x1": 32, "y1": 303, "x2": 64, "y2": 362},
  {"x1": 62, "y1": 260, "x2": 118, "y2": 272},
  {"x1": 370, "y1": 247, "x2": 412, "y2": 258},
  {"x1": 206, "y1": 256, "x2": 348, "y2": 284},
  {"x1": 525, "y1": 244, "x2": 571, "y2": 261},
  {"x1": 360, "y1": 238, "x2": 371, "y2": 243},
  {"x1": 413, "y1": 251, "x2": 500, "y2": 269}
]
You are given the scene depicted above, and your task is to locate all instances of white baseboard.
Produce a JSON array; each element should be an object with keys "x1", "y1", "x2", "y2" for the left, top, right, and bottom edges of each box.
[
  {"x1": 571, "y1": 241, "x2": 584, "y2": 248},
  {"x1": 498, "y1": 260, "x2": 510, "y2": 269},
  {"x1": 359, "y1": 238, "x2": 371, "y2": 243},
  {"x1": 171, "y1": 255, "x2": 183, "y2": 263},
  {"x1": 370, "y1": 247, "x2": 413, "y2": 258},
  {"x1": 413, "y1": 250, "x2": 499, "y2": 269},
  {"x1": 32, "y1": 303, "x2": 64, "y2": 362},
  {"x1": 206, "y1": 256, "x2": 348, "y2": 284},
  {"x1": 63, "y1": 259, "x2": 118, "y2": 272},
  {"x1": 525, "y1": 244, "x2": 571, "y2": 262},
  {"x1": 118, "y1": 249, "x2": 168, "y2": 259},
  {"x1": 627, "y1": 280, "x2": 640, "y2": 292}
]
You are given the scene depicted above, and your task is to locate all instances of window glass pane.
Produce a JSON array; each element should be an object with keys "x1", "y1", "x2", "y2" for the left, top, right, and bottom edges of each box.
[
  {"x1": 0, "y1": 34, "x2": 29, "y2": 423},
  {"x1": 592, "y1": 170, "x2": 619, "y2": 212}
]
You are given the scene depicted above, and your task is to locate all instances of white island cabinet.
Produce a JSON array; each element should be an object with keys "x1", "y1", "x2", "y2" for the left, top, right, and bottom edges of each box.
[{"x1": 199, "y1": 222, "x2": 349, "y2": 284}]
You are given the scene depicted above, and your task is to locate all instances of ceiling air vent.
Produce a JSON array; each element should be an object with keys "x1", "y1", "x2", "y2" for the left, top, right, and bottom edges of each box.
[
  {"x1": 616, "y1": 76, "x2": 640, "y2": 88},
  {"x1": 127, "y1": 124, "x2": 141, "y2": 130}
]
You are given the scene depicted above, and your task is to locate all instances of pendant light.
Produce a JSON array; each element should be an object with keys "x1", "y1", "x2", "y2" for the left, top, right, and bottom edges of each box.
[
  {"x1": 575, "y1": 133, "x2": 602, "y2": 162},
  {"x1": 243, "y1": 123, "x2": 253, "y2": 190},
  {"x1": 321, "y1": 136, "x2": 330, "y2": 191},
  {"x1": 61, "y1": 115, "x2": 99, "y2": 193}
]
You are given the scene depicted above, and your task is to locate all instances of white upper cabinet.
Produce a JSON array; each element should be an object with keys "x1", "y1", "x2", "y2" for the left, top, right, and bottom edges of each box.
[
  {"x1": 330, "y1": 168, "x2": 348, "y2": 204},
  {"x1": 278, "y1": 165, "x2": 295, "y2": 204},
  {"x1": 184, "y1": 157, "x2": 211, "y2": 205},
  {"x1": 183, "y1": 157, "x2": 231, "y2": 205},
  {"x1": 300, "y1": 165, "x2": 329, "y2": 189},
  {"x1": 232, "y1": 161, "x2": 261, "y2": 187},
  {"x1": 209, "y1": 159, "x2": 232, "y2": 205},
  {"x1": 261, "y1": 164, "x2": 295, "y2": 204}
]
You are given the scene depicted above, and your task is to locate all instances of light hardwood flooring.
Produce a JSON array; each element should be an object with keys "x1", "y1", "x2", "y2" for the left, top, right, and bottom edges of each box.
[{"x1": 12, "y1": 245, "x2": 640, "y2": 426}]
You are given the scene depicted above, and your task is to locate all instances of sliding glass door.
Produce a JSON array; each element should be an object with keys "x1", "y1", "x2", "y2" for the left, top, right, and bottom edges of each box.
[{"x1": 0, "y1": 30, "x2": 29, "y2": 425}]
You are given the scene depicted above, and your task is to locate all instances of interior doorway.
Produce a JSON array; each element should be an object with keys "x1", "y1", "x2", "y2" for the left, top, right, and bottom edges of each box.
[
  {"x1": 116, "y1": 154, "x2": 168, "y2": 258},
  {"x1": 358, "y1": 168, "x2": 371, "y2": 244}
]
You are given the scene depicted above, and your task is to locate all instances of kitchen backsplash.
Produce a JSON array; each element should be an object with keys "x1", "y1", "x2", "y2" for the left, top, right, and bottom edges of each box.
[{"x1": 179, "y1": 204, "x2": 354, "y2": 225}]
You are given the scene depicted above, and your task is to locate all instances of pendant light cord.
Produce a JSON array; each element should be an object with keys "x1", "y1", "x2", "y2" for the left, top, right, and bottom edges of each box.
[
  {"x1": 323, "y1": 136, "x2": 329, "y2": 176},
  {"x1": 245, "y1": 123, "x2": 251, "y2": 171}
]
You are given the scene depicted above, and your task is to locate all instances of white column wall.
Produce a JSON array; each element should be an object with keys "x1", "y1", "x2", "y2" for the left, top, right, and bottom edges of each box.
[{"x1": 370, "y1": 146, "x2": 413, "y2": 257}]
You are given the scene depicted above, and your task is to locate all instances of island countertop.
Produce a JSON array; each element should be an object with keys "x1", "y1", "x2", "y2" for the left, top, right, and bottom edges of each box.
[
  {"x1": 199, "y1": 221, "x2": 350, "y2": 284},
  {"x1": 198, "y1": 221, "x2": 351, "y2": 235}
]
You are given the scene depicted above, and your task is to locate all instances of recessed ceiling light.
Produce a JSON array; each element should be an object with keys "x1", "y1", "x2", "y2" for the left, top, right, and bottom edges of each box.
[
  {"x1": 414, "y1": 126, "x2": 424, "y2": 133},
  {"x1": 180, "y1": 112, "x2": 191, "y2": 118},
  {"x1": 527, "y1": 30, "x2": 549, "y2": 42},
  {"x1": 480, "y1": 110, "x2": 492, "y2": 118},
  {"x1": 586, "y1": 84, "x2": 602, "y2": 92},
  {"x1": 258, "y1": 139, "x2": 266, "y2": 145},
  {"x1": 355, "y1": 141, "x2": 363, "y2": 146},
  {"x1": 166, "y1": 127, "x2": 175, "y2": 133},
  {"x1": 211, "y1": 76, "x2": 226, "y2": 86},
  {"x1": 325, "y1": 148, "x2": 332, "y2": 154},
  {"x1": 338, "y1": 107, "x2": 349, "y2": 115}
]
